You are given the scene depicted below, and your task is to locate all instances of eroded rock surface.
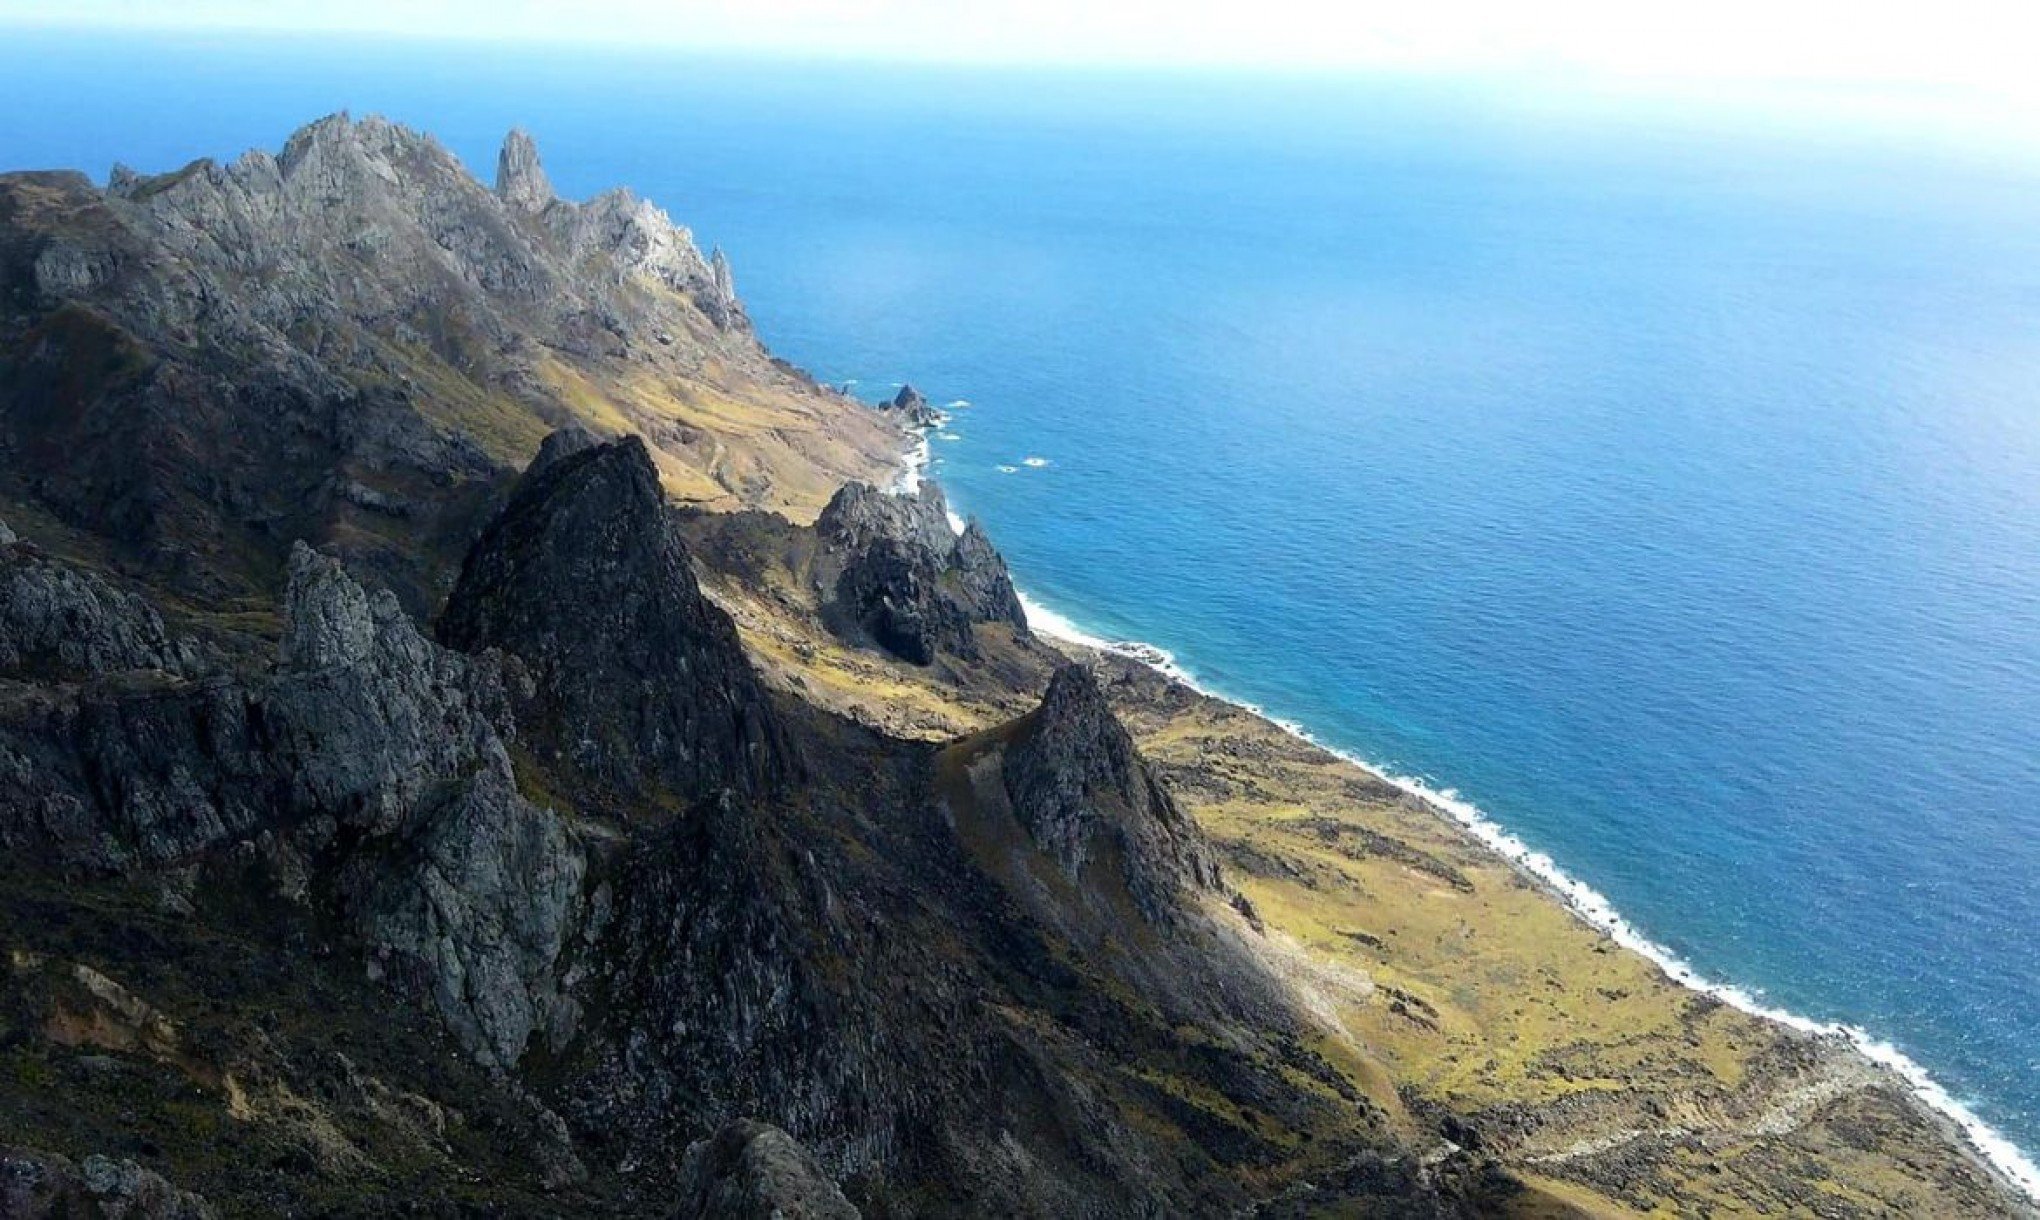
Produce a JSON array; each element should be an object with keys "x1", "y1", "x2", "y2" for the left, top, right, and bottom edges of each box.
[
  {"x1": 815, "y1": 480, "x2": 1025, "y2": 664},
  {"x1": 675, "y1": 1121, "x2": 860, "y2": 1220},
  {"x1": 1000, "y1": 663, "x2": 1224, "y2": 925},
  {"x1": 438, "y1": 433, "x2": 787, "y2": 807},
  {"x1": 0, "y1": 535, "x2": 198, "y2": 676}
]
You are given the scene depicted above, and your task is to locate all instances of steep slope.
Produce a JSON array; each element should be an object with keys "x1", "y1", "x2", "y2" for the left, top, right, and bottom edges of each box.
[
  {"x1": 0, "y1": 114, "x2": 2027, "y2": 1220},
  {"x1": 0, "y1": 114, "x2": 901, "y2": 621},
  {"x1": 438, "y1": 433, "x2": 788, "y2": 808},
  {"x1": 0, "y1": 431, "x2": 1512, "y2": 1215}
]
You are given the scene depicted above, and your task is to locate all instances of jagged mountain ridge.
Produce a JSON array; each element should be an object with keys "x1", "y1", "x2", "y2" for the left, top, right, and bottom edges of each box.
[
  {"x1": 0, "y1": 110, "x2": 1518, "y2": 1208},
  {"x1": 0, "y1": 113, "x2": 900, "y2": 626},
  {"x1": 0, "y1": 428, "x2": 1499, "y2": 1214},
  {"x1": 3, "y1": 114, "x2": 2021, "y2": 1220}
]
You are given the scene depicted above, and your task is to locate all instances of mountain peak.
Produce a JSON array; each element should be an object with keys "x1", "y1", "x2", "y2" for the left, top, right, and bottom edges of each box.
[
  {"x1": 1001, "y1": 663, "x2": 1224, "y2": 923},
  {"x1": 496, "y1": 126, "x2": 554, "y2": 213},
  {"x1": 438, "y1": 433, "x2": 788, "y2": 807}
]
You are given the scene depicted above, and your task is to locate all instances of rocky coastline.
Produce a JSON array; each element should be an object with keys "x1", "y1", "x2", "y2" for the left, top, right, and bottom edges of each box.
[{"x1": 0, "y1": 114, "x2": 2030, "y2": 1218}]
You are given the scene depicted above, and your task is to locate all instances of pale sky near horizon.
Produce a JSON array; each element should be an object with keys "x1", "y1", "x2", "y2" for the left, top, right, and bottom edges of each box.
[{"x1": 9, "y1": 1, "x2": 2040, "y2": 129}]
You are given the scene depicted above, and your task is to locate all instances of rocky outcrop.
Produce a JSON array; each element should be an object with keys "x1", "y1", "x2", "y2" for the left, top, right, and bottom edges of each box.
[
  {"x1": 675, "y1": 1121, "x2": 860, "y2": 1220},
  {"x1": 1000, "y1": 664, "x2": 1224, "y2": 925},
  {"x1": 0, "y1": 534, "x2": 199, "y2": 676},
  {"x1": 438, "y1": 433, "x2": 786, "y2": 807},
  {"x1": 0, "y1": 115, "x2": 884, "y2": 618},
  {"x1": 883, "y1": 383, "x2": 944, "y2": 429},
  {"x1": 0, "y1": 1146, "x2": 216, "y2": 1219},
  {"x1": 704, "y1": 246, "x2": 744, "y2": 329},
  {"x1": 0, "y1": 542, "x2": 582, "y2": 1070},
  {"x1": 814, "y1": 480, "x2": 1026, "y2": 664},
  {"x1": 266, "y1": 543, "x2": 516, "y2": 842},
  {"x1": 347, "y1": 764, "x2": 586, "y2": 1071},
  {"x1": 495, "y1": 126, "x2": 554, "y2": 214}
]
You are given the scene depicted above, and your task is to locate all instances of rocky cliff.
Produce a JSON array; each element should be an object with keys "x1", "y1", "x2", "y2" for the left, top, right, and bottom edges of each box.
[
  {"x1": 0, "y1": 114, "x2": 898, "y2": 621},
  {"x1": 438, "y1": 433, "x2": 788, "y2": 807},
  {"x1": 813, "y1": 480, "x2": 1026, "y2": 665},
  {"x1": 0, "y1": 115, "x2": 2024, "y2": 1220}
]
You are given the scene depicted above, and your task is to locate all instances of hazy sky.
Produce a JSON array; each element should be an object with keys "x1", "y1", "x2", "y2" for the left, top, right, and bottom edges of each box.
[{"x1": 9, "y1": 1, "x2": 2040, "y2": 115}]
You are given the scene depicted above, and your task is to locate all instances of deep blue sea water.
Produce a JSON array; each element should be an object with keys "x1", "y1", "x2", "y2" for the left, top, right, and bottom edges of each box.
[{"x1": 5, "y1": 29, "x2": 2040, "y2": 1190}]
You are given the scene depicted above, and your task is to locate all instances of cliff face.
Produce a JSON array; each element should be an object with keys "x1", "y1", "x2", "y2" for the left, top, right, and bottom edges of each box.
[
  {"x1": 438, "y1": 433, "x2": 788, "y2": 807},
  {"x1": 814, "y1": 480, "x2": 1026, "y2": 664},
  {"x1": 0, "y1": 115, "x2": 2021, "y2": 1220},
  {"x1": 998, "y1": 663, "x2": 1223, "y2": 924},
  {"x1": 0, "y1": 114, "x2": 898, "y2": 621}
]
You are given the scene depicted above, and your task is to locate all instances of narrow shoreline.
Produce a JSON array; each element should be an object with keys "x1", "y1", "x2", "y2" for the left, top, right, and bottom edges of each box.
[
  {"x1": 1007, "y1": 583, "x2": 2040, "y2": 1206},
  {"x1": 861, "y1": 395, "x2": 2040, "y2": 1204}
]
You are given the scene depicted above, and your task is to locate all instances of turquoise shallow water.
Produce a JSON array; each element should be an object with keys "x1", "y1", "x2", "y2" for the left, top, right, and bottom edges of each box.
[{"x1": 6, "y1": 29, "x2": 2040, "y2": 1189}]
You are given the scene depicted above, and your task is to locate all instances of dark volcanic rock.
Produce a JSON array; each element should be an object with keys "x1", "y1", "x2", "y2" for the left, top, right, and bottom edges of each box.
[
  {"x1": 1001, "y1": 663, "x2": 1224, "y2": 926},
  {"x1": 0, "y1": 1146, "x2": 216, "y2": 1219},
  {"x1": 675, "y1": 1120, "x2": 861, "y2": 1220},
  {"x1": 0, "y1": 542, "x2": 583, "y2": 1070},
  {"x1": 814, "y1": 480, "x2": 1025, "y2": 665},
  {"x1": 883, "y1": 383, "x2": 944, "y2": 429},
  {"x1": 0, "y1": 532, "x2": 199, "y2": 676},
  {"x1": 438, "y1": 433, "x2": 786, "y2": 806}
]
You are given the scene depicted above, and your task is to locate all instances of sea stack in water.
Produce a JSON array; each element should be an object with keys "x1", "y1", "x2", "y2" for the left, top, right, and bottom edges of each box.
[{"x1": 886, "y1": 383, "x2": 945, "y2": 429}]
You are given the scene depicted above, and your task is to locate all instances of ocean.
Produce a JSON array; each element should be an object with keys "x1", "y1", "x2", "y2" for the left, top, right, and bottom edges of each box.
[{"x1": 5, "y1": 28, "x2": 2040, "y2": 1193}]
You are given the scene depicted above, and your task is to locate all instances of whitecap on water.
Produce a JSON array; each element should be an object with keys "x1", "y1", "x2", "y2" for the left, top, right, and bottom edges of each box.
[{"x1": 1022, "y1": 456, "x2": 1050, "y2": 468}]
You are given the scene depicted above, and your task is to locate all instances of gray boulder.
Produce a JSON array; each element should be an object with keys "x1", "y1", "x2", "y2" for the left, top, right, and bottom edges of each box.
[{"x1": 675, "y1": 1121, "x2": 860, "y2": 1220}]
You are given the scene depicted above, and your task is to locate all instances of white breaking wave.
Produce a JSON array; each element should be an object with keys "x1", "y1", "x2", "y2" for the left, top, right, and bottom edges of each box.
[
  {"x1": 938, "y1": 432, "x2": 962, "y2": 441},
  {"x1": 890, "y1": 432, "x2": 932, "y2": 495},
  {"x1": 997, "y1": 464, "x2": 1019, "y2": 473},
  {"x1": 946, "y1": 399, "x2": 972, "y2": 409},
  {"x1": 1011, "y1": 583, "x2": 2040, "y2": 1203},
  {"x1": 1021, "y1": 456, "x2": 1050, "y2": 468}
]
